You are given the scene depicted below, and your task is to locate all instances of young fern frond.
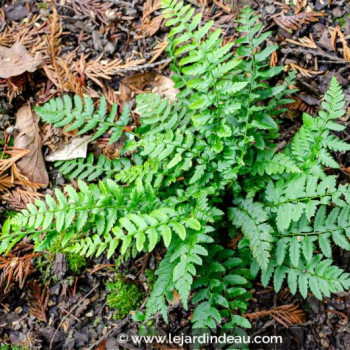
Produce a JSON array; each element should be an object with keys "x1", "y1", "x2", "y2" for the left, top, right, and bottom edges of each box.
[
  {"x1": 291, "y1": 77, "x2": 350, "y2": 172},
  {"x1": 191, "y1": 244, "x2": 252, "y2": 330},
  {"x1": 146, "y1": 229, "x2": 213, "y2": 322},
  {"x1": 229, "y1": 199, "x2": 273, "y2": 270},
  {"x1": 35, "y1": 95, "x2": 131, "y2": 144}
]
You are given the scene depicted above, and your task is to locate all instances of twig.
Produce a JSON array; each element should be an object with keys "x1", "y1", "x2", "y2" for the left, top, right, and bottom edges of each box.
[
  {"x1": 115, "y1": 58, "x2": 172, "y2": 72},
  {"x1": 49, "y1": 283, "x2": 99, "y2": 349},
  {"x1": 281, "y1": 47, "x2": 347, "y2": 63}
]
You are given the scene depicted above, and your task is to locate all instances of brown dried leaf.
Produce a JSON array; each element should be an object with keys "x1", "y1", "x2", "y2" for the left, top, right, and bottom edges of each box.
[
  {"x1": 27, "y1": 281, "x2": 50, "y2": 323},
  {"x1": 142, "y1": 0, "x2": 161, "y2": 19},
  {"x1": 2, "y1": 187, "x2": 44, "y2": 210},
  {"x1": 331, "y1": 25, "x2": 350, "y2": 61},
  {"x1": 149, "y1": 39, "x2": 169, "y2": 64},
  {"x1": 0, "y1": 148, "x2": 29, "y2": 176},
  {"x1": 120, "y1": 72, "x2": 178, "y2": 101},
  {"x1": 213, "y1": 0, "x2": 232, "y2": 13},
  {"x1": 135, "y1": 15, "x2": 164, "y2": 39},
  {"x1": 270, "y1": 51, "x2": 278, "y2": 67},
  {"x1": 0, "y1": 43, "x2": 43, "y2": 79},
  {"x1": 288, "y1": 62, "x2": 324, "y2": 77},
  {"x1": 0, "y1": 247, "x2": 40, "y2": 292},
  {"x1": 13, "y1": 105, "x2": 49, "y2": 186},
  {"x1": 286, "y1": 34, "x2": 318, "y2": 49},
  {"x1": 71, "y1": 0, "x2": 113, "y2": 24},
  {"x1": 0, "y1": 174, "x2": 13, "y2": 192},
  {"x1": 149, "y1": 75, "x2": 179, "y2": 101},
  {"x1": 274, "y1": 12, "x2": 324, "y2": 33},
  {"x1": 245, "y1": 304, "x2": 306, "y2": 327}
]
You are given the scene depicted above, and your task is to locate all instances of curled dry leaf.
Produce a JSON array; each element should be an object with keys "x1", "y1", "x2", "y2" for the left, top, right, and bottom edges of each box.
[
  {"x1": 45, "y1": 136, "x2": 91, "y2": 162},
  {"x1": 14, "y1": 105, "x2": 49, "y2": 186},
  {"x1": 0, "y1": 42, "x2": 43, "y2": 79}
]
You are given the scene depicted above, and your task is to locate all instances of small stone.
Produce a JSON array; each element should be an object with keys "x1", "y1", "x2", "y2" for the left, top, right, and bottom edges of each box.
[
  {"x1": 86, "y1": 311, "x2": 94, "y2": 317},
  {"x1": 265, "y1": 5, "x2": 276, "y2": 14},
  {"x1": 332, "y1": 7, "x2": 343, "y2": 18},
  {"x1": 104, "y1": 42, "x2": 115, "y2": 55}
]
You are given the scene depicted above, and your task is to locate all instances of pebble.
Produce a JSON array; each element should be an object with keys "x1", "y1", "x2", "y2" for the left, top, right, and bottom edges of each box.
[
  {"x1": 332, "y1": 7, "x2": 343, "y2": 18},
  {"x1": 265, "y1": 5, "x2": 276, "y2": 14}
]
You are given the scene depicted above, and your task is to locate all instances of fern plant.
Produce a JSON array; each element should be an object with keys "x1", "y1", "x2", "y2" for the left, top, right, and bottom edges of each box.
[{"x1": 2, "y1": 0, "x2": 350, "y2": 336}]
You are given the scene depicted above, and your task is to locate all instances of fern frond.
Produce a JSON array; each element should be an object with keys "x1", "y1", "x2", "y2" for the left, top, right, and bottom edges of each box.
[
  {"x1": 55, "y1": 153, "x2": 140, "y2": 181},
  {"x1": 146, "y1": 229, "x2": 213, "y2": 322},
  {"x1": 229, "y1": 199, "x2": 273, "y2": 270},
  {"x1": 35, "y1": 96, "x2": 131, "y2": 144},
  {"x1": 191, "y1": 244, "x2": 252, "y2": 330},
  {"x1": 262, "y1": 255, "x2": 350, "y2": 300},
  {"x1": 3, "y1": 180, "x2": 201, "y2": 258},
  {"x1": 265, "y1": 174, "x2": 350, "y2": 232},
  {"x1": 291, "y1": 77, "x2": 350, "y2": 171}
]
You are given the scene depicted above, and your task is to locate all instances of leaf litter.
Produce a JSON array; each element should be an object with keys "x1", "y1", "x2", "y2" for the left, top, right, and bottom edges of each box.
[{"x1": 0, "y1": 0, "x2": 350, "y2": 349}]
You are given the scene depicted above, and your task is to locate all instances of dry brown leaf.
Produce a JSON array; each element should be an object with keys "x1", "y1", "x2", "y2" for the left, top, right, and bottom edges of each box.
[
  {"x1": 286, "y1": 34, "x2": 318, "y2": 49},
  {"x1": 71, "y1": 0, "x2": 113, "y2": 24},
  {"x1": 270, "y1": 51, "x2": 278, "y2": 67},
  {"x1": 293, "y1": 0, "x2": 307, "y2": 14},
  {"x1": 331, "y1": 25, "x2": 350, "y2": 61},
  {"x1": 213, "y1": 0, "x2": 232, "y2": 13},
  {"x1": 13, "y1": 105, "x2": 49, "y2": 186},
  {"x1": 288, "y1": 62, "x2": 324, "y2": 77},
  {"x1": 2, "y1": 187, "x2": 44, "y2": 210},
  {"x1": 149, "y1": 39, "x2": 169, "y2": 63},
  {"x1": 27, "y1": 281, "x2": 50, "y2": 323},
  {"x1": 120, "y1": 72, "x2": 179, "y2": 101},
  {"x1": 0, "y1": 148, "x2": 30, "y2": 176},
  {"x1": 149, "y1": 75, "x2": 179, "y2": 101},
  {"x1": 274, "y1": 12, "x2": 324, "y2": 33},
  {"x1": 0, "y1": 43, "x2": 43, "y2": 79},
  {"x1": 245, "y1": 304, "x2": 306, "y2": 328},
  {"x1": 142, "y1": 0, "x2": 162, "y2": 19},
  {"x1": 0, "y1": 174, "x2": 13, "y2": 193},
  {"x1": 135, "y1": 15, "x2": 164, "y2": 39},
  {"x1": 0, "y1": 245, "x2": 40, "y2": 292}
]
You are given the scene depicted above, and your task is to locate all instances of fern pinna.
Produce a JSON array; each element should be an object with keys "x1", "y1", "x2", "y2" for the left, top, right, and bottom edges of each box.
[{"x1": 2, "y1": 0, "x2": 350, "y2": 335}]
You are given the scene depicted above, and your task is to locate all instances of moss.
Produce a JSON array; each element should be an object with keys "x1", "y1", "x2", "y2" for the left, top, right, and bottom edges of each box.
[
  {"x1": 36, "y1": 2, "x2": 47, "y2": 10},
  {"x1": 67, "y1": 253, "x2": 87, "y2": 273},
  {"x1": 107, "y1": 274, "x2": 144, "y2": 320}
]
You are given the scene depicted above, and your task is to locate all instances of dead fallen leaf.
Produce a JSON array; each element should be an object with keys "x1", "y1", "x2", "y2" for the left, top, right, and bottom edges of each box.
[
  {"x1": 119, "y1": 72, "x2": 178, "y2": 101},
  {"x1": 149, "y1": 75, "x2": 178, "y2": 101},
  {"x1": 14, "y1": 105, "x2": 49, "y2": 186},
  {"x1": 45, "y1": 136, "x2": 91, "y2": 162},
  {"x1": 0, "y1": 43, "x2": 43, "y2": 79}
]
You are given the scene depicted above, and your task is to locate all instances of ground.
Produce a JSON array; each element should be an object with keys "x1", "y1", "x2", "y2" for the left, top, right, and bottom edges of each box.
[{"x1": 0, "y1": 0, "x2": 350, "y2": 349}]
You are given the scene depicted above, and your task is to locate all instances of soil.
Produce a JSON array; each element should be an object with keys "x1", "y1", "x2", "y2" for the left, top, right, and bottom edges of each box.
[{"x1": 1, "y1": 0, "x2": 350, "y2": 349}]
